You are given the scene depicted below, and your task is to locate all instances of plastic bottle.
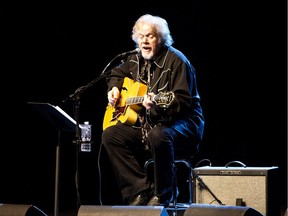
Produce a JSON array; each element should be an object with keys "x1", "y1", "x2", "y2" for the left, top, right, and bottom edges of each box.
[{"x1": 80, "y1": 121, "x2": 92, "y2": 152}]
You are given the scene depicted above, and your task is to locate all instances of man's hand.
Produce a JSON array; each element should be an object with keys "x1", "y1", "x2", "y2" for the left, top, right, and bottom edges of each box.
[
  {"x1": 107, "y1": 87, "x2": 120, "y2": 106},
  {"x1": 143, "y1": 92, "x2": 157, "y2": 110}
]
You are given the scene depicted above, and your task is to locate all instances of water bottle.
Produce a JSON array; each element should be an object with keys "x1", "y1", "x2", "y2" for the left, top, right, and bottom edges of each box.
[{"x1": 80, "y1": 121, "x2": 92, "y2": 152}]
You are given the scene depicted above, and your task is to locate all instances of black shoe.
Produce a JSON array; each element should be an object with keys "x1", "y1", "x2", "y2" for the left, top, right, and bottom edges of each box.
[
  {"x1": 147, "y1": 195, "x2": 170, "y2": 208},
  {"x1": 147, "y1": 188, "x2": 178, "y2": 208},
  {"x1": 127, "y1": 189, "x2": 153, "y2": 206}
]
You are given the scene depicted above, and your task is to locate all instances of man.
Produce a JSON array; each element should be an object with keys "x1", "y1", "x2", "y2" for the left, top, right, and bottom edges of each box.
[{"x1": 101, "y1": 14, "x2": 204, "y2": 207}]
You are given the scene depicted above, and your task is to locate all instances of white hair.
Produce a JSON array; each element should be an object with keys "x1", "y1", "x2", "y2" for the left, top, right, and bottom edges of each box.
[{"x1": 132, "y1": 14, "x2": 174, "y2": 47}]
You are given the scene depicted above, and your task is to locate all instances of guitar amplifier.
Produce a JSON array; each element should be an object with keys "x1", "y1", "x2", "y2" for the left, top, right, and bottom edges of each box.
[{"x1": 193, "y1": 166, "x2": 279, "y2": 216}]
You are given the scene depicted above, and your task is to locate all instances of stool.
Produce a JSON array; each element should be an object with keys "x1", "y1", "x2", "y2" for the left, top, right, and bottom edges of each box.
[{"x1": 144, "y1": 158, "x2": 194, "y2": 209}]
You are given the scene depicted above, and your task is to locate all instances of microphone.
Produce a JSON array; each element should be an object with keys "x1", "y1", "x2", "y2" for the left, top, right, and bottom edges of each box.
[{"x1": 117, "y1": 48, "x2": 141, "y2": 58}]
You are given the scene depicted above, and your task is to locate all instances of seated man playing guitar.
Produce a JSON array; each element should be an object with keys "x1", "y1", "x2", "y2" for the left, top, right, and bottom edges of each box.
[{"x1": 101, "y1": 14, "x2": 205, "y2": 207}]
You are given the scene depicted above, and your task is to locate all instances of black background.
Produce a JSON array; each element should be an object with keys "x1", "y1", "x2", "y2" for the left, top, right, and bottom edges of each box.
[{"x1": 1, "y1": 1, "x2": 287, "y2": 216}]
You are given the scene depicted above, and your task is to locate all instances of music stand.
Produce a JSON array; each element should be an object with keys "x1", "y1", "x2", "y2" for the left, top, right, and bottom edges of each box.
[{"x1": 27, "y1": 102, "x2": 76, "y2": 216}]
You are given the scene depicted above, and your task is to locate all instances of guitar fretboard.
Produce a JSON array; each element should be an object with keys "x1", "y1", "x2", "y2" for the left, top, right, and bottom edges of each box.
[{"x1": 126, "y1": 96, "x2": 144, "y2": 105}]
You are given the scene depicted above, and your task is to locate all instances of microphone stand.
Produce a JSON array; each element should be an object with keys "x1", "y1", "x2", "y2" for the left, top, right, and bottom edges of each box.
[{"x1": 62, "y1": 52, "x2": 125, "y2": 211}]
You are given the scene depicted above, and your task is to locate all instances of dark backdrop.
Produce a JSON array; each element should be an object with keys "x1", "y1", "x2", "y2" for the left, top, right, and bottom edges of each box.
[{"x1": 2, "y1": 1, "x2": 287, "y2": 216}]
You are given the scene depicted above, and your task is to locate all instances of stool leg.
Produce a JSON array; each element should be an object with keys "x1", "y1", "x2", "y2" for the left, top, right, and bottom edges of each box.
[
  {"x1": 176, "y1": 159, "x2": 194, "y2": 205},
  {"x1": 172, "y1": 163, "x2": 178, "y2": 216},
  {"x1": 188, "y1": 165, "x2": 193, "y2": 204}
]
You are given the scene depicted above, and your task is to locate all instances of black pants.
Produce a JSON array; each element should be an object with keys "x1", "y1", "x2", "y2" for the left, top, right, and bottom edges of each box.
[{"x1": 101, "y1": 121, "x2": 198, "y2": 202}]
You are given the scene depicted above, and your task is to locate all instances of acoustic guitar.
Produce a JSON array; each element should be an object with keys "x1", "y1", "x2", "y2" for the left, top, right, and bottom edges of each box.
[{"x1": 103, "y1": 77, "x2": 174, "y2": 130}]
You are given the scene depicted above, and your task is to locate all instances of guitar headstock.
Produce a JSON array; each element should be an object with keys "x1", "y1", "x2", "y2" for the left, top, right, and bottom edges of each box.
[{"x1": 153, "y1": 91, "x2": 175, "y2": 108}]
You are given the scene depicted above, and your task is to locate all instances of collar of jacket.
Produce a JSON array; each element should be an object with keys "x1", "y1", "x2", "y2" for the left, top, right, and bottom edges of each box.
[{"x1": 136, "y1": 46, "x2": 171, "y2": 69}]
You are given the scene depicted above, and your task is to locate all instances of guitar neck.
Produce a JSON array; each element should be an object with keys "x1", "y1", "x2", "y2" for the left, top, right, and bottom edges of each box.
[{"x1": 125, "y1": 91, "x2": 174, "y2": 107}]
